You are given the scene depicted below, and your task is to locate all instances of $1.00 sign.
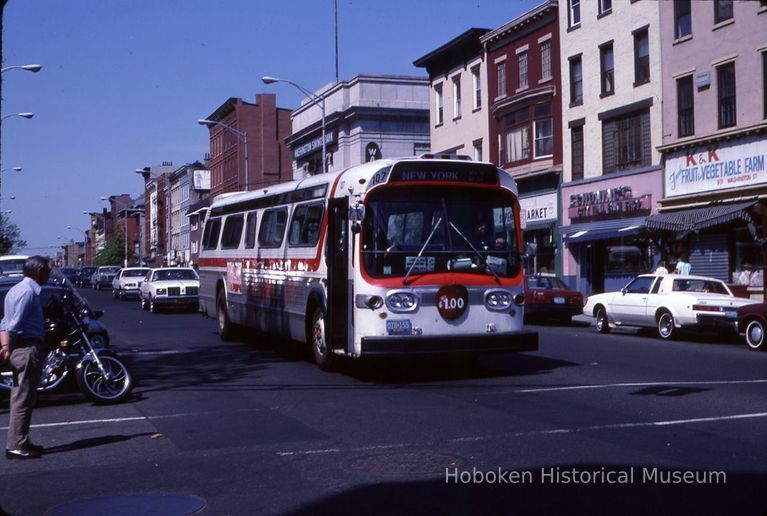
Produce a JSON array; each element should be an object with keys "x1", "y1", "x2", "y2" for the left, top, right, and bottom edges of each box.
[{"x1": 436, "y1": 284, "x2": 468, "y2": 321}]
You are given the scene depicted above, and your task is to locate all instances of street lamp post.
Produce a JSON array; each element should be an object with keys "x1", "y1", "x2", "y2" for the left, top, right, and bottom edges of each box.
[
  {"x1": 197, "y1": 119, "x2": 249, "y2": 191},
  {"x1": 1, "y1": 64, "x2": 42, "y2": 74},
  {"x1": 261, "y1": 76, "x2": 327, "y2": 175},
  {"x1": 120, "y1": 208, "x2": 143, "y2": 268},
  {"x1": 0, "y1": 112, "x2": 34, "y2": 122}
]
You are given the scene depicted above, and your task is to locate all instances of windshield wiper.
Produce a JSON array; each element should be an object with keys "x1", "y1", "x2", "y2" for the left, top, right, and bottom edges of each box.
[
  {"x1": 403, "y1": 217, "x2": 443, "y2": 285},
  {"x1": 448, "y1": 221, "x2": 501, "y2": 285}
]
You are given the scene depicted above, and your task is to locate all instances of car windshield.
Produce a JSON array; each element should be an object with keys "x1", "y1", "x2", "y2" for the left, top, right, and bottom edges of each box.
[
  {"x1": 153, "y1": 269, "x2": 198, "y2": 281},
  {"x1": 526, "y1": 276, "x2": 569, "y2": 290},
  {"x1": 123, "y1": 269, "x2": 150, "y2": 277},
  {"x1": 672, "y1": 279, "x2": 730, "y2": 295},
  {"x1": 101, "y1": 267, "x2": 121, "y2": 274},
  {"x1": 362, "y1": 186, "x2": 519, "y2": 279}
]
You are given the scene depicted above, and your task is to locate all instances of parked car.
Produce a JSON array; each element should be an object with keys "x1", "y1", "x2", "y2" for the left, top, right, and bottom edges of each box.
[
  {"x1": 76, "y1": 266, "x2": 98, "y2": 287},
  {"x1": 59, "y1": 267, "x2": 79, "y2": 283},
  {"x1": 0, "y1": 268, "x2": 110, "y2": 347},
  {"x1": 0, "y1": 255, "x2": 28, "y2": 278},
  {"x1": 91, "y1": 266, "x2": 121, "y2": 290},
  {"x1": 583, "y1": 274, "x2": 756, "y2": 340},
  {"x1": 737, "y1": 303, "x2": 767, "y2": 351},
  {"x1": 139, "y1": 267, "x2": 199, "y2": 313},
  {"x1": 112, "y1": 267, "x2": 151, "y2": 300},
  {"x1": 524, "y1": 273, "x2": 583, "y2": 324}
]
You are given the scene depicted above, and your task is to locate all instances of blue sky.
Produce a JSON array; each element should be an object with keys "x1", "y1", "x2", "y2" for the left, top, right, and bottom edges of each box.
[{"x1": 2, "y1": 0, "x2": 538, "y2": 255}]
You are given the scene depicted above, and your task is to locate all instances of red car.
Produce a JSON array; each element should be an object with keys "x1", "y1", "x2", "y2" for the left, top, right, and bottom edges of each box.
[
  {"x1": 524, "y1": 274, "x2": 583, "y2": 325},
  {"x1": 737, "y1": 302, "x2": 766, "y2": 351}
]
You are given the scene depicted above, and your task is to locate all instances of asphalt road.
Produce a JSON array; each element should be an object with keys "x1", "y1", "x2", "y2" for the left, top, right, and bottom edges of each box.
[{"x1": 1, "y1": 289, "x2": 766, "y2": 516}]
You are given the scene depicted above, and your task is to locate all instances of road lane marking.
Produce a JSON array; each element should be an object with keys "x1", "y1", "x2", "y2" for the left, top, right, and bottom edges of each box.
[
  {"x1": 504, "y1": 378, "x2": 767, "y2": 394},
  {"x1": 274, "y1": 411, "x2": 767, "y2": 457}
]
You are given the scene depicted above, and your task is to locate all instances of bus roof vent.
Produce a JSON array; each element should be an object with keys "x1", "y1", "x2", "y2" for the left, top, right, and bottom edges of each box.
[{"x1": 418, "y1": 153, "x2": 472, "y2": 161}]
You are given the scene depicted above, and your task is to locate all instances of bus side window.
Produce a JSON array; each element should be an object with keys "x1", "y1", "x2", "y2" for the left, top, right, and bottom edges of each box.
[
  {"x1": 244, "y1": 212, "x2": 258, "y2": 249},
  {"x1": 221, "y1": 214, "x2": 245, "y2": 250},
  {"x1": 259, "y1": 207, "x2": 288, "y2": 248},
  {"x1": 289, "y1": 202, "x2": 324, "y2": 247},
  {"x1": 202, "y1": 217, "x2": 222, "y2": 250}
]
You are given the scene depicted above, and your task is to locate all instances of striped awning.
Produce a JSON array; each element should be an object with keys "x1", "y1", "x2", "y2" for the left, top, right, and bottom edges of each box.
[
  {"x1": 645, "y1": 201, "x2": 758, "y2": 234},
  {"x1": 562, "y1": 216, "x2": 647, "y2": 243}
]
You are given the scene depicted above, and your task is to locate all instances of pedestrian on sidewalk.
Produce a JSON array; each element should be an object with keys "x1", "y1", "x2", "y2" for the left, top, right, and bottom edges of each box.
[
  {"x1": 674, "y1": 255, "x2": 691, "y2": 275},
  {"x1": 0, "y1": 256, "x2": 51, "y2": 460}
]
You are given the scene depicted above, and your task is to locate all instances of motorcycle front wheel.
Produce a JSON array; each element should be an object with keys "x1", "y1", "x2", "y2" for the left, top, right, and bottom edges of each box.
[{"x1": 76, "y1": 352, "x2": 134, "y2": 404}]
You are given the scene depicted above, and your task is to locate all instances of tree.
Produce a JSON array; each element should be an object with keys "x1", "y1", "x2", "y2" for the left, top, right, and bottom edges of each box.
[
  {"x1": 0, "y1": 213, "x2": 27, "y2": 255},
  {"x1": 93, "y1": 231, "x2": 125, "y2": 266}
]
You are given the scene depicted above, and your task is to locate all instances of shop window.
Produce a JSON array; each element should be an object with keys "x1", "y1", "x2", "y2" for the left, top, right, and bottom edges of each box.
[
  {"x1": 733, "y1": 229, "x2": 764, "y2": 288},
  {"x1": 606, "y1": 244, "x2": 651, "y2": 275},
  {"x1": 677, "y1": 75, "x2": 695, "y2": 137},
  {"x1": 569, "y1": 56, "x2": 583, "y2": 105},
  {"x1": 571, "y1": 125, "x2": 584, "y2": 181},
  {"x1": 717, "y1": 61, "x2": 736, "y2": 128},
  {"x1": 674, "y1": 0, "x2": 692, "y2": 39},
  {"x1": 714, "y1": 0, "x2": 733, "y2": 24}
]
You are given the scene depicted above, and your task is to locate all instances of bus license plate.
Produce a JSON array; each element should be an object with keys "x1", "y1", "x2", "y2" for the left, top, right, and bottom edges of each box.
[
  {"x1": 554, "y1": 297, "x2": 565, "y2": 304},
  {"x1": 386, "y1": 319, "x2": 412, "y2": 336}
]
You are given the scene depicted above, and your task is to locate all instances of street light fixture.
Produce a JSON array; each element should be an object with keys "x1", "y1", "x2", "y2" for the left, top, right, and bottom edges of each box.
[
  {"x1": 197, "y1": 119, "x2": 250, "y2": 191},
  {"x1": 1, "y1": 112, "x2": 34, "y2": 122},
  {"x1": 1, "y1": 64, "x2": 42, "y2": 74},
  {"x1": 0, "y1": 167, "x2": 22, "y2": 173},
  {"x1": 261, "y1": 75, "x2": 327, "y2": 174}
]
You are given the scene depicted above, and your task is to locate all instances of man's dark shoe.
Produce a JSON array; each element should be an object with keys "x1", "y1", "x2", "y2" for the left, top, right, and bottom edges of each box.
[
  {"x1": 25, "y1": 443, "x2": 44, "y2": 453},
  {"x1": 5, "y1": 448, "x2": 42, "y2": 459}
]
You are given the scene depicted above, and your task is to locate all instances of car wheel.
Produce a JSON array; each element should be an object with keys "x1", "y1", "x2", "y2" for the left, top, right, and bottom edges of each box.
[
  {"x1": 118, "y1": 289, "x2": 125, "y2": 301},
  {"x1": 745, "y1": 319, "x2": 766, "y2": 351},
  {"x1": 149, "y1": 297, "x2": 159, "y2": 314},
  {"x1": 141, "y1": 295, "x2": 148, "y2": 311},
  {"x1": 217, "y1": 290, "x2": 234, "y2": 341},
  {"x1": 657, "y1": 311, "x2": 676, "y2": 340},
  {"x1": 310, "y1": 305, "x2": 335, "y2": 371},
  {"x1": 112, "y1": 289, "x2": 118, "y2": 299},
  {"x1": 596, "y1": 307, "x2": 610, "y2": 334}
]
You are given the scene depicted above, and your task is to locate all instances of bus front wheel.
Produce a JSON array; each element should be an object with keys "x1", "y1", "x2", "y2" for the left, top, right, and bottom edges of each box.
[
  {"x1": 217, "y1": 290, "x2": 234, "y2": 342},
  {"x1": 311, "y1": 306, "x2": 335, "y2": 371}
]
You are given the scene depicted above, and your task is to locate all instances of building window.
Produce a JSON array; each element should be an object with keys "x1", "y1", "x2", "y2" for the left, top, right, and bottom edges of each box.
[
  {"x1": 571, "y1": 126, "x2": 584, "y2": 181},
  {"x1": 717, "y1": 61, "x2": 736, "y2": 128},
  {"x1": 569, "y1": 56, "x2": 583, "y2": 105},
  {"x1": 677, "y1": 75, "x2": 695, "y2": 137},
  {"x1": 569, "y1": 0, "x2": 581, "y2": 27},
  {"x1": 472, "y1": 67, "x2": 481, "y2": 110},
  {"x1": 714, "y1": 0, "x2": 733, "y2": 24},
  {"x1": 634, "y1": 29, "x2": 650, "y2": 85},
  {"x1": 600, "y1": 43, "x2": 614, "y2": 96},
  {"x1": 540, "y1": 41, "x2": 551, "y2": 82},
  {"x1": 674, "y1": 0, "x2": 692, "y2": 39},
  {"x1": 497, "y1": 62, "x2": 507, "y2": 97},
  {"x1": 518, "y1": 51, "x2": 528, "y2": 90},
  {"x1": 602, "y1": 109, "x2": 651, "y2": 174},
  {"x1": 452, "y1": 76, "x2": 461, "y2": 119},
  {"x1": 599, "y1": 0, "x2": 612, "y2": 16},
  {"x1": 534, "y1": 119, "x2": 553, "y2": 158},
  {"x1": 473, "y1": 139, "x2": 483, "y2": 161},
  {"x1": 506, "y1": 126, "x2": 530, "y2": 163},
  {"x1": 435, "y1": 84, "x2": 443, "y2": 125}
]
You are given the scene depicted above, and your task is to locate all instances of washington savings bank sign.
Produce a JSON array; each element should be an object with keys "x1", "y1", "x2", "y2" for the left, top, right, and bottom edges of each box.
[{"x1": 665, "y1": 134, "x2": 767, "y2": 198}]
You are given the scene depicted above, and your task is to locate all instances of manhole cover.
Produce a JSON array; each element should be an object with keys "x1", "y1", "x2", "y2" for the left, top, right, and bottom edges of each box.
[
  {"x1": 347, "y1": 451, "x2": 466, "y2": 476},
  {"x1": 47, "y1": 493, "x2": 205, "y2": 516}
]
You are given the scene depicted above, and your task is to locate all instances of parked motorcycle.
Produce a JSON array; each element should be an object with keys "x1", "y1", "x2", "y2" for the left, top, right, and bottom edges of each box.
[{"x1": 0, "y1": 296, "x2": 134, "y2": 404}]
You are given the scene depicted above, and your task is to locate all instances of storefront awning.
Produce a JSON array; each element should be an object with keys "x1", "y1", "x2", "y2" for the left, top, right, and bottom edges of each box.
[
  {"x1": 645, "y1": 201, "x2": 758, "y2": 236},
  {"x1": 562, "y1": 216, "x2": 647, "y2": 244}
]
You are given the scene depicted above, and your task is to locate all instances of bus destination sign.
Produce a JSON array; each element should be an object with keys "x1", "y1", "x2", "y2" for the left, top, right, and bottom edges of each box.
[{"x1": 389, "y1": 167, "x2": 497, "y2": 185}]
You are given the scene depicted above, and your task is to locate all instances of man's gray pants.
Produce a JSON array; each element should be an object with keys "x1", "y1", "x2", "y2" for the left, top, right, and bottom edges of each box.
[{"x1": 6, "y1": 339, "x2": 45, "y2": 451}]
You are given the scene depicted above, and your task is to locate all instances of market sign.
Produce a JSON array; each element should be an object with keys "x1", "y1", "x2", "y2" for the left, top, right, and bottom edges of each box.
[
  {"x1": 519, "y1": 192, "x2": 558, "y2": 229},
  {"x1": 664, "y1": 135, "x2": 767, "y2": 198},
  {"x1": 568, "y1": 186, "x2": 651, "y2": 221}
]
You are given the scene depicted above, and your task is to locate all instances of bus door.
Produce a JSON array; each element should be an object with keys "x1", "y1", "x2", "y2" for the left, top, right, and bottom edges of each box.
[{"x1": 326, "y1": 197, "x2": 349, "y2": 352}]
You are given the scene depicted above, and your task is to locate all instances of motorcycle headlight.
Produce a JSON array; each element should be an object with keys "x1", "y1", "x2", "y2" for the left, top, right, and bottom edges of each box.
[
  {"x1": 386, "y1": 291, "x2": 418, "y2": 312},
  {"x1": 156, "y1": 288, "x2": 167, "y2": 295}
]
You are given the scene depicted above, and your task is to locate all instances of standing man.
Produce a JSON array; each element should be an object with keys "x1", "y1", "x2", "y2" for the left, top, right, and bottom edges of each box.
[
  {"x1": 674, "y1": 255, "x2": 692, "y2": 276},
  {"x1": 0, "y1": 256, "x2": 51, "y2": 459}
]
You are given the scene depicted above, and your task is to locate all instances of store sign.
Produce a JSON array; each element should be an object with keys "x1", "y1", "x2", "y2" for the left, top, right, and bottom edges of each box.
[
  {"x1": 519, "y1": 192, "x2": 557, "y2": 229},
  {"x1": 568, "y1": 187, "x2": 651, "y2": 221},
  {"x1": 293, "y1": 131, "x2": 336, "y2": 159},
  {"x1": 664, "y1": 136, "x2": 767, "y2": 197}
]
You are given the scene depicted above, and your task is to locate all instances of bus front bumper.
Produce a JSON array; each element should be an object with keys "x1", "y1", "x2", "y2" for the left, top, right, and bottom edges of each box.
[{"x1": 359, "y1": 330, "x2": 538, "y2": 357}]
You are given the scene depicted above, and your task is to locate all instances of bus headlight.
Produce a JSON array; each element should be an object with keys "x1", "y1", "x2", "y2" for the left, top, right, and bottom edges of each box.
[
  {"x1": 387, "y1": 291, "x2": 418, "y2": 312},
  {"x1": 484, "y1": 289, "x2": 511, "y2": 311}
]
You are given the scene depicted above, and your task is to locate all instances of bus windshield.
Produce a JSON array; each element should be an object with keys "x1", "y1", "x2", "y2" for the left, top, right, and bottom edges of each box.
[{"x1": 362, "y1": 186, "x2": 520, "y2": 279}]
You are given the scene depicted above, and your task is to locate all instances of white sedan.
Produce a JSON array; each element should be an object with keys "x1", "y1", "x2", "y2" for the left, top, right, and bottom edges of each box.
[
  {"x1": 583, "y1": 274, "x2": 756, "y2": 340},
  {"x1": 112, "y1": 267, "x2": 151, "y2": 300},
  {"x1": 139, "y1": 267, "x2": 200, "y2": 313}
]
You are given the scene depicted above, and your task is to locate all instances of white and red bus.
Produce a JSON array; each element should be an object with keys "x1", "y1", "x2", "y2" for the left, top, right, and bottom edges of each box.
[{"x1": 198, "y1": 156, "x2": 537, "y2": 370}]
